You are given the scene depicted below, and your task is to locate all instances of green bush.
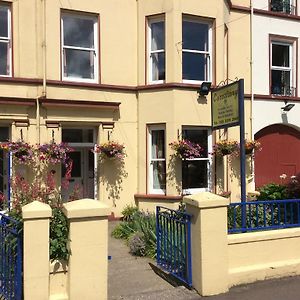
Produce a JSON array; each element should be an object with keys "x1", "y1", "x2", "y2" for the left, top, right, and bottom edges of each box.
[
  {"x1": 121, "y1": 204, "x2": 139, "y2": 222},
  {"x1": 257, "y1": 183, "x2": 287, "y2": 200},
  {"x1": 112, "y1": 210, "x2": 156, "y2": 258},
  {"x1": 50, "y1": 208, "x2": 70, "y2": 262}
]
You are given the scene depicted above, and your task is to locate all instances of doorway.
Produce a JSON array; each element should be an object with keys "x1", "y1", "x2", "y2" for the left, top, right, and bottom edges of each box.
[{"x1": 61, "y1": 128, "x2": 97, "y2": 201}]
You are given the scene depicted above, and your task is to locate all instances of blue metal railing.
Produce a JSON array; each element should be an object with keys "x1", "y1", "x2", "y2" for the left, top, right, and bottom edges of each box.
[
  {"x1": 156, "y1": 206, "x2": 192, "y2": 287},
  {"x1": 0, "y1": 213, "x2": 23, "y2": 300},
  {"x1": 228, "y1": 199, "x2": 300, "y2": 233}
]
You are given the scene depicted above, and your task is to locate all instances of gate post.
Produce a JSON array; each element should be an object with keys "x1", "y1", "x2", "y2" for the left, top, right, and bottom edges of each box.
[
  {"x1": 63, "y1": 199, "x2": 110, "y2": 300},
  {"x1": 22, "y1": 201, "x2": 52, "y2": 300},
  {"x1": 183, "y1": 192, "x2": 229, "y2": 296}
]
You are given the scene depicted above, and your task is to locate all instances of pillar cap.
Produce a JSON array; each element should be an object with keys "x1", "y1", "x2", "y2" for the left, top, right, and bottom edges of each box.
[
  {"x1": 22, "y1": 201, "x2": 52, "y2": 219},
  {"x1": 63, "y1": 199, "x2": 110, "y2": 219},
  {"x1": 183, "y1": 192, "x2": 229, "y2": 209}
]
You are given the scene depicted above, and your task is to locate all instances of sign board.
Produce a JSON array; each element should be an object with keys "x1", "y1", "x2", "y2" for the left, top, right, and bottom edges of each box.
[{"x1": 211, "y1": 81, "x2": 239, "y2": 129}]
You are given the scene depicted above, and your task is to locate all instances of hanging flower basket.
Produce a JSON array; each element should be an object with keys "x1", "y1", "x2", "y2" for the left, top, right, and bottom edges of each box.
[
  {"x1": 94, "y1": 141, "x2": 125, "y2": 160},
  {"x1": 169, "y1": 139, "x2": 203, "y2": 160},
  {"x1": 38, "y1": 142, "x2": 73, "y2": 165},
  {"x1": 213, "y1": 140, "x2": 239, "y2": 157},
  {"x1": 244, "y1": 140, "x2": 261, "y2": 155},
  {"x1": 0, "y1": 140, "x2": 34, "y2": 165}
]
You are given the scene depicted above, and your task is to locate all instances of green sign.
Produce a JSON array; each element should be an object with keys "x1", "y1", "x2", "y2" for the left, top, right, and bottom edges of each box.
[{"x1": 211, "y1": 81, "x2": 239, "y2": 129}]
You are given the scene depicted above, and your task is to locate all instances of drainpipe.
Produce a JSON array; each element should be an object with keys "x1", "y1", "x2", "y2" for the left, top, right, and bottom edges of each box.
[{"x1": 250, "y1": 0, "x2": 255, "y2": 188}]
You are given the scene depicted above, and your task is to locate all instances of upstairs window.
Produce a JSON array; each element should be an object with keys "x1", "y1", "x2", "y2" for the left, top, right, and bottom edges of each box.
[
  {"x1": 271, "y1": 41, "x2": 295, "y2": 96},
  {"x1": 270, "y1": 0, "x2": 296, "y2": 15},
  {"x1": 0, "y1": 5, "x2": 11, "y2": 76},
  {"x1": 182, "y1": 17, "x2": 212, "y2": 83},
  {"x1": 148, "y1": 17, "x2": 165, "y2": 83},
  {"x1": 61, "y1": 13, "x2": 98, "y2": 83}
]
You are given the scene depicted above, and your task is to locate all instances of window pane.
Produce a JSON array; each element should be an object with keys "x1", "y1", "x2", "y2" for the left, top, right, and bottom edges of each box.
[
  {"x1": 63, "y1": 15, "x2": 95, "y2": 48},
  {"x1": 182, "y1": 160, "x2": 208, "y2": 189},
  {"x1": 0, "y1": 127, "x2": 9, "y2": 142},
  {"x1": 64, "y1": 49, "x2": 94, "y2": 79},
  {"x1": 151, "y1": 21, "x2": 164, "y2": 51},
  {"x1": 183, "y1": 129, "x2": 208, "y2": 157},
  {"x1": 151, "y1": 52, "x2": 165, "y2": 81},
  {"x1": 62, "y1": 129, "x2": 83, "y2": 143},
  {"x1": 271, "y1": 70, "x2": 291, "y2": 95},
  {"x1": 153, "y1": 161, "x2": 166, "y2": 190},
  {"x1": 0, "y1": 7, "x2": 8, "y2": 38},
  {"x1": 272, "y1": 44, "x2": 290, "y2": 67},
  {"x1": 151, "y1": 130, "x2": 165, "y2": 159},
  {"x1": 183, "y1": 21, "x2": 209, "y2": 51},
  {"x1": 183, "y1": 52, "x2": 207, "y2": 81},
  {"x1": 0, "y1": 42, "x2": 8, "y2": 75}
]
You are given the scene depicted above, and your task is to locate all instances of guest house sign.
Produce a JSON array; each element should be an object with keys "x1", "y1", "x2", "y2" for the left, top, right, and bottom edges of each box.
[{"x1": 211, "y1": 81, "x2": 240, "y2": 129}]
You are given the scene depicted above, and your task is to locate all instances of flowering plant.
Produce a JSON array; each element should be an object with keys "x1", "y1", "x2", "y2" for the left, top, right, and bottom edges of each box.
[
  {"x1": 244, "y1": 140, "x2": 261, "y2": 154},
  {"x1": 0, "y1": 140, "x2": 34, "y2": 164},
  {"x1": 213, "y1": 140, "x2": 239, "y2": 157},
  {"x1": 38, "y1": 142, "x2": 73, "y2": 165},
  {"x1": 94, "y1": 141, "x2": 125, "y2": 160},
  {"x1": 169, "y1": 139, "x2": 202, "y2": 159}
]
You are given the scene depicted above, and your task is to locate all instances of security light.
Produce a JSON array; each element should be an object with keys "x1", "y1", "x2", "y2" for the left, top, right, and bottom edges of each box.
[
  {"x1": 198, "y1": 82, "x2": 212, "y2": 96},
  {"x1": 281, "y1": 103, "x2": 295, "y2": 112}
]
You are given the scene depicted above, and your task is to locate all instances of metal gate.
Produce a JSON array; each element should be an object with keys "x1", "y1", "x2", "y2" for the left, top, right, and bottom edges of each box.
[
  {"x1": 0, "y1": 213, "x2": 23, "y2": 300},
  {"x1": 156, "y1": 206, "x2": 192, "y2": 287}
]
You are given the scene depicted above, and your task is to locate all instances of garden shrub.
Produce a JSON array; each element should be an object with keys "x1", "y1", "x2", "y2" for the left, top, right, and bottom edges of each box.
[
  {"x1": 128, "y1": 232, "x2": 146, "y2": 256},
  {"x1": 112, "y1": 208, "x2": 156, "y2": 258},
  {"x1": 257, "y1": 183, "x2": 287, "y2": 200}
]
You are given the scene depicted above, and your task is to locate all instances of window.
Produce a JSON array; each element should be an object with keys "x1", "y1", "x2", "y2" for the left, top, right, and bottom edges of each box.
[
  {"x1": 270, "y1": 0, "x2": 296, "y2": 15},
  {"x1": 0, "y1": 5, "x2": 11, "y2": 76},
  {"x1": 61, "y1": 13, "x2": 98, "y2": 82},
  {"x1": 182, "y1": 128, "x2": 211, "y2": 194},
  {"x1": 271, "y1": 41, "x2": 295, "y2": 96},
  {"x1": 182, "y1": 17, "x2": 211, "y2": 82},
  {"x1": 148, "y1": 126, "x2": 166, "y2": 194},
  {"x1": 148, "y1": 17, "x2": 165, "y2": 83}
]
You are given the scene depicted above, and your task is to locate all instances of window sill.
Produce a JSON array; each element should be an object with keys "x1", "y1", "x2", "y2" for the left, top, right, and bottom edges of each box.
[{"x1": 134, "y1": 194, "x2": 183, "y2": 200}]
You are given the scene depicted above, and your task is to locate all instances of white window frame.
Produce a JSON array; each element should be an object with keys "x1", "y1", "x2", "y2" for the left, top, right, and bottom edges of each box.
[
  {"x1": 271, "y1": 41, "x2": 294, "y2": 96},
  {"x1": 148, "y1": 16, "x2": 165, "y2": 84},
  {"x1": 182, "y1": 17, "x2": 212, "y2": 84},
  {"x1": 148, "y1": 125, "x2": 166, "y2": 195},
  {"x1": 0, "y1": 5, "x2": 12, "y2": 77},
  {"x1": 181, "y1": 127, "x2": 212, "y2": 195},
  {"x1": 61, "y1": 13, "x2": 99, "y2": 83}
]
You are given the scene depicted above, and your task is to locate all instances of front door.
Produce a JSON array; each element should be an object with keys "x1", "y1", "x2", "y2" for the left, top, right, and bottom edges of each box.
[{"x1": 61, "y1": 128, "x2": 96, "y2": 201}]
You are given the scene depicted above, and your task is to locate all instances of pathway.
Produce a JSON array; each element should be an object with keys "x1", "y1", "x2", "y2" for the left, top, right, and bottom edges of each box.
[{"x1": 108, "y1": 221, "x2": 200, "y2": 300}]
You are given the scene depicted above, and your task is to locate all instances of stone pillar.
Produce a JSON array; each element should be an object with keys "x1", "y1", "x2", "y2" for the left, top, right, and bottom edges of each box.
[
  {"x1": 63, "y1": 199, "x2": 110, "y2": 300},
  {"x1": 183, "y1": 192, "x2": 229, "y2": 296},
  {"x1": 22, "y1": 201, "x2": 52, "y2": 300}
]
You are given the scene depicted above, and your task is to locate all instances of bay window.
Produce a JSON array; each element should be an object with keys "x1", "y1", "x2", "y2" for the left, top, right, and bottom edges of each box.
[
  {"x1": 148, "y1": 17, "x2": 165, "y2": 83},
  {"x1": 182, "y1": 17, "x2": 212, "y2": 82},
  {"x1": 182, "y1": 128, "x2": 211, "y2": 194},
  {"x1": 148, "y1": 126, "x2": 166, "y2": 194},
  {"x1": 0, "y1": 5, "x2": 11, "y2": 76},
  {"x1": 271, "y1": 41, "x2": 295, "y2": 96},
  {"x1": 61, "y1": 13, "x2": 98, "y2": 82}
]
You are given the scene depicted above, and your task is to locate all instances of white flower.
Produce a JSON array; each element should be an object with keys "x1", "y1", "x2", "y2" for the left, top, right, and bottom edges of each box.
[
  {"x1": 291, "y1": 175, "x2": 297, "y2": 179},
  {"x1": 279, "y1": 174, "x2": 287, "y2": 179}
]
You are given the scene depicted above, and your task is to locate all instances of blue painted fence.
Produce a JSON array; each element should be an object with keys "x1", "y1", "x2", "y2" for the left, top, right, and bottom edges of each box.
[
  {"x1": 156, "y1": 206, "x2": 192, "y2": 287},
  {"x1": 0, "y1": 213, "x2": 23, "y2": 300},
  {"x1": 228, "y1": 199, "x2": 300, "y2": 233}
]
